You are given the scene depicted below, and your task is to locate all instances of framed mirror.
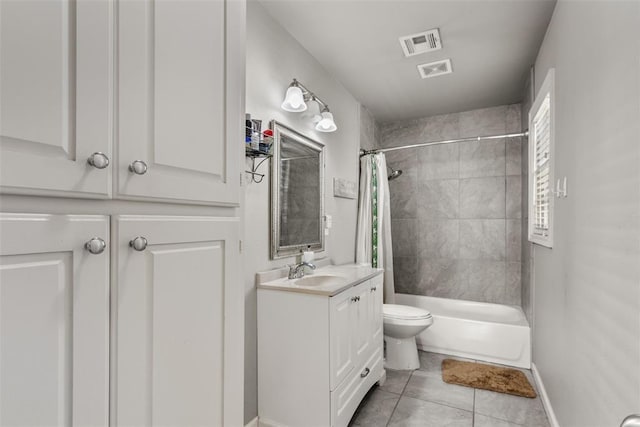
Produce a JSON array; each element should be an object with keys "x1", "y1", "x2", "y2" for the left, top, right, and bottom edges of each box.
[{"x1": 270, "y1": 121, "x2": 325, "y2": 259}]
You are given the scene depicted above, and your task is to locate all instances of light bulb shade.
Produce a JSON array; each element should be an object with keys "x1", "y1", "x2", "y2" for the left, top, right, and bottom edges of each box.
[
  {"x1": 281, "y1": 86, "x2": 307, "y2": 112},
  {"x1": 315, "y1": 111, "x2": 337, "y2": 132}
]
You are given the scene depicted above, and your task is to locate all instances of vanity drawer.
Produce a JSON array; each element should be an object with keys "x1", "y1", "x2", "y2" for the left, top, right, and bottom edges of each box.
[{"x1": 330, "y1": 348, "x2": 383, "y2": 427}]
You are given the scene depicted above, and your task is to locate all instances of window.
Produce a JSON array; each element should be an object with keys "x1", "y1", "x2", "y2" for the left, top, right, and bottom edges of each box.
[{"x1": 528, "y1": 69, "x2": 555, "y2": 247}]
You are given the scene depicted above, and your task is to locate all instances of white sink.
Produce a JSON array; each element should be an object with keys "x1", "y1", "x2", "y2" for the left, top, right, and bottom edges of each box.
[{"x1": 294, "y1": 275, "x2": 346, "y2": 287}]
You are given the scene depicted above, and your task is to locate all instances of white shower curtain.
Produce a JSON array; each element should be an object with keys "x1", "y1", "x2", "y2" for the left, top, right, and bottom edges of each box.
[{"x1": 356, "y1": 153, "x2": 395, "y2": 304}]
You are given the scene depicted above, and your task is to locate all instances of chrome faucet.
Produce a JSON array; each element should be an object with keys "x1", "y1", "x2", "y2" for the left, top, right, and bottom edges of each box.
[{"x1": 288, "y1": 261, "x2": 316, "y2": 279}]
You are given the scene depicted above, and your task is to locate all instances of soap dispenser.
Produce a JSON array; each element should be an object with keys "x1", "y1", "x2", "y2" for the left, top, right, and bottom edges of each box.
[{"x1": 302, "y1": 246, "x2": 315, "y2": 275}]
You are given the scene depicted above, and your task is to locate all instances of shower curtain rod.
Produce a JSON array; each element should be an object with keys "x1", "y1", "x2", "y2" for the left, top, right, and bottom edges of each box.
[{"x1": 359, "y1": 131, "x2": 528, "y2": 156}]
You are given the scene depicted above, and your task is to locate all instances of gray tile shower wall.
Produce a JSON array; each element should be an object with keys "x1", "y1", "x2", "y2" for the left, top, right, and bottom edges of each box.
[
  {"x1": 380, "y1": 105, "x2": 523, "y2": 305},
  {"x1": 360, "y1": 105, "x2": 381, "y2": 151}
]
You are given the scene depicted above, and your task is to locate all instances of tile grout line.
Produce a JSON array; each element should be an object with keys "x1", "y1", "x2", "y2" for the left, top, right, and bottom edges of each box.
[
  {"x1": 503, "y1": 129, "x2": 508, "y2": 304},
  {"x1": 385, "y1": 371, "x2": 410, "y2": 427},
  {"x1": 472, "y1": 388, "x2": 476, "y2": 426},
  {"x1": 405, "y1": 395, "x2": 475, "y2": 414}
]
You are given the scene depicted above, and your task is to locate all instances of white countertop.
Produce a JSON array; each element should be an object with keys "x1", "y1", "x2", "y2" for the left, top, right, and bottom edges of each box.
[{"x1": 256, "y1": 263, "x2": 383, "y2": 296}]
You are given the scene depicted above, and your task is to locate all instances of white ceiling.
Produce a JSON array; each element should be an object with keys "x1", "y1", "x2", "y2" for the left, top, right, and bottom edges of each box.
[{"x1": 258, "y1": 0, "x2": 556, "y2": 123}]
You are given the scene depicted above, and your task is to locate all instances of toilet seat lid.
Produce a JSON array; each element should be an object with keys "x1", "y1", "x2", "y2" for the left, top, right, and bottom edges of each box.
[{"x1": 383, "y1": 304, "x2": 432, "y2": 320}]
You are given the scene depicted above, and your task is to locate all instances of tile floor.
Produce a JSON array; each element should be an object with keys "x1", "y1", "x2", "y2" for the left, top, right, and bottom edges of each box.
[{"x1": 349, "y1": 351, "x2": 551, "y2": 427}]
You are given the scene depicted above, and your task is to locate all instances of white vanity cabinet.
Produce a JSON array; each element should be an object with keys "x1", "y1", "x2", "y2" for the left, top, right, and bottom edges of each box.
[{"x1": 258, "y1": 271, "x2": 384, "y2": 427}]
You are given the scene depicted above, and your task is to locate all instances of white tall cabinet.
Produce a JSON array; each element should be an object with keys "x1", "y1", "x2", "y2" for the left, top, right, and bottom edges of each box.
[{"x1": 0, "y1": 0, "x2": 245, "y2": 425}]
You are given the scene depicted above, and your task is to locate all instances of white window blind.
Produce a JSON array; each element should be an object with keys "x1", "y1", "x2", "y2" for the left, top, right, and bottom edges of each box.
[
  {"x1": 528, "y1": 68, "x2": 554, "y2": 248},
  {"x1": 532, "y1": 94, "x2": 551, "y2": 236}
]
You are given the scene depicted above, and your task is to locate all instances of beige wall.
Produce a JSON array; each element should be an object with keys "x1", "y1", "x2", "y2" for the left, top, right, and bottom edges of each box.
[
  {"x1": 243, "y1": 1, "x2": 361, "y2": 422},
  {"x1": 530, "y1": 2, "x2": 640, "y2": 425}
]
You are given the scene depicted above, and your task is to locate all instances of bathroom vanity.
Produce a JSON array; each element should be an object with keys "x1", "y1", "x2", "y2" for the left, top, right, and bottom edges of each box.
[{"x1": 257, "y1": 263, "x2": 384, "y2": 427}]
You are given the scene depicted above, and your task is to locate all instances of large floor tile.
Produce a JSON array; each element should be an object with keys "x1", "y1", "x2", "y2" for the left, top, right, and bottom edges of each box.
[
  {"x1": 388, "y1": 396, "x2": 472, "y2": 427},
  {"x1": 474, "y1": 414, "x2": 524, "y2": 427},
  {"x1": 475, "y1": 389, "x2": 549, "y2": 426},
  {"x1": 353, "y1": 353, "x2": 549, "y2": 427},
  {"x1": 404, "y1": 369, "x2": 475, "y2": 411},
  {"x1": 418, "y1": 351, "x2": 475, "y2": 376},
  {"x1": 349, "y1": 388, "x2": 399, "y2": 427},
  {"x1": 380, "y1": 369, "x2": 412, "y2": 395}
]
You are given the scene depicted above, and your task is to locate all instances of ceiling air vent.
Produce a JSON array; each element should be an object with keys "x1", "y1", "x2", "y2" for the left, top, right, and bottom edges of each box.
[
  {"x1": 417, "y1": 59, "x2": 453, "y2": 79},
  {"x1": 399, "y1": 29, "x2": 442, "y2": 57}
]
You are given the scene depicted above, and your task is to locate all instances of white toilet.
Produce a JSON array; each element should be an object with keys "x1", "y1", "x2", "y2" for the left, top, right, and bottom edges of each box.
[{"x1": 383, "y1": 304, "x2": 433, "y2": 370}]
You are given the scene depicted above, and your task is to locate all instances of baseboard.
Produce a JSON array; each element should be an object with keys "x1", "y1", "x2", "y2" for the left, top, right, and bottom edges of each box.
[
  {"x1": 253, "y1": 417, "x2": 286, "y2": 427},
  {"x1": 531, "y1": 363, "x2": 560, "y2": 427}
]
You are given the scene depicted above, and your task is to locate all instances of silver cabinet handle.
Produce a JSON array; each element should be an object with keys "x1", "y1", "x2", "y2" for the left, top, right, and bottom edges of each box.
[
  {"x1": 621, "y1": 415, "x2": 640, "y2": 427},
  {"x1": 360, "y1": 367, "x2": 370, "y2": 378},
  {"x1": 370, "y1": 286, "x2": 377, "y2": 292},
  {"x1": 129, "y1": 236, "x2": 148, "y2": 251},
  {"x1": 87, "y1": 152, "x2": 110, "y2": 169},
  {"x1": 129, "y1": 160, "x2": 148, "y2": 175},
  {"x1": 85, "y1": 237, "x2": 106, "y2": 254}
]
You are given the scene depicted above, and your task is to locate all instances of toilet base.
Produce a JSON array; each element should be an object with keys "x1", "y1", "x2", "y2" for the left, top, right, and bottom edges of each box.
[{"x1": 384, "y1": 335, "x2": 420, "y2": 370}]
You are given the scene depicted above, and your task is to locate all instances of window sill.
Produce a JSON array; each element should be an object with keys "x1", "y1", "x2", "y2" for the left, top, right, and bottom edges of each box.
[{"x1": 528, "y1": 234, "x2": 553, "y2": 248}]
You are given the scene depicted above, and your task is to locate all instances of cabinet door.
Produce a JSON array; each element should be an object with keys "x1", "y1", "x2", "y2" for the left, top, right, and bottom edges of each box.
[
  {"x1": 0, "y1": 0, "x2": 112, "y2": 198},
  {"x1": 117, "y1": 0, "x2": 243, "y2": 205},
  {"x1": 330, "y1": 289, "x2": 355, "y2": 390},
  {"x1": 0, "y1": 213, "x2": 109, "y2": 426},
  {"x1": 369, "y1": 275, "x2": 384, "y2": 346},
  {"x1": 113, "y1": 215, "x2": 242, "y2": 427},
  {"x1": 352, "y1": 282, "x2": 371, "y2": 366}
]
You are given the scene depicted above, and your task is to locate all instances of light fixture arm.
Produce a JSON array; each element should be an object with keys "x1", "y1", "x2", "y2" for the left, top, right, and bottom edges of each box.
[
  {"x1": 290, "y1": 78, "x2": 331, "y2": 112},
  {"x1": 282, "y1": 78, "x2": 337, "y2": 132}
]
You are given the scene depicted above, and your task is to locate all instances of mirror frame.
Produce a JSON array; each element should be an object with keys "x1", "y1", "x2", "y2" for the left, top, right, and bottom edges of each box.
[{"x1": 270, "y1": 120, "x2": 325, "y2": 259}]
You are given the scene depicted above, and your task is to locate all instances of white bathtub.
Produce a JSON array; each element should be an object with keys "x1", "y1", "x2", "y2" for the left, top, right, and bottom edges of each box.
[{"x1": 395, "y1": 294, "x2": 531, "y2": 369}]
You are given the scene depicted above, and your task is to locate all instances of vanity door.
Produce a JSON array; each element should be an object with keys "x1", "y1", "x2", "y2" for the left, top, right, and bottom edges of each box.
[
  {"x1": 369, "y1": 275, "x2": 384, "y2": 346},
  {"x1": 352, "y1": 281, "x2": 372, "y2": 367},
  {"x1": 330, "y1": 288, "x2": 355, "y2": 390}
]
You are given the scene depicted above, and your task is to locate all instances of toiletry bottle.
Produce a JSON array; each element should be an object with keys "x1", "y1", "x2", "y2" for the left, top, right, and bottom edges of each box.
[
  {"x1": 251, "y1": 119, "x2": 262, "y2": 151},
  {"x1": 262, "y1": 129, "x2": 274, "y2": 154},
  {"x1": 245, "y1": 113, "x2": 252, "y2": 147}
]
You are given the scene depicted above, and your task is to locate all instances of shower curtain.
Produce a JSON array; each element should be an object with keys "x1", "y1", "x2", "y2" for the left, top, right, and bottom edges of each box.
[{"x1": 356, "y1": 153, "x2": 395, "y2": 304}]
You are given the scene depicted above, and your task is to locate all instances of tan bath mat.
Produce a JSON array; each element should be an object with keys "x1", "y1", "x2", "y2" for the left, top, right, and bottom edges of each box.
[{"x1": 442, "y1": 359, "x2": 537, "y2": 398}]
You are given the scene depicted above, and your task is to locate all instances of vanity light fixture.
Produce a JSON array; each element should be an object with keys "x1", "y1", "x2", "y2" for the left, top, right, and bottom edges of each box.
[
  {"x1": 281, "y1": 78, "x2": 338, "y2": 132},
  {"x1": 281, "y1": 81, "x2": 307, "y2": 112},
  {"x1": 316, "y1": 107, "x2": 337, "y2": 133}
]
